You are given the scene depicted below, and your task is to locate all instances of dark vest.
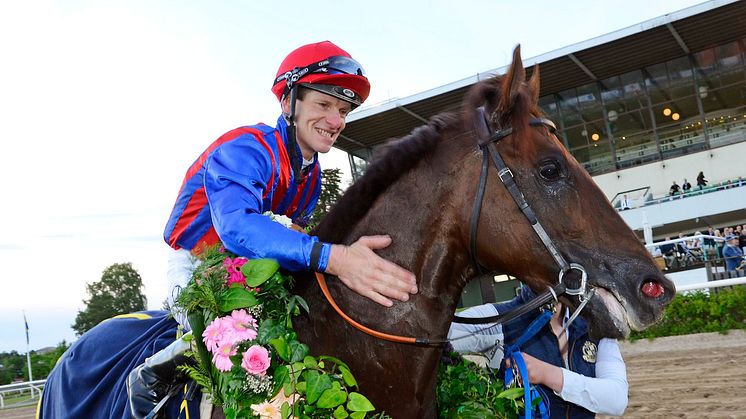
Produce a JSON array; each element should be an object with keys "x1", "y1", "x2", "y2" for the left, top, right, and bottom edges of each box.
[{"x1": 496, "y1": 288, "x2": 598, "y2": 419}]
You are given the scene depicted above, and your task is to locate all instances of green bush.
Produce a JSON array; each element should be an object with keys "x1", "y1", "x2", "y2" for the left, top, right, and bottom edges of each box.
[{"x1": 630, "y1": 285, "x2": 746, "y2": 340}]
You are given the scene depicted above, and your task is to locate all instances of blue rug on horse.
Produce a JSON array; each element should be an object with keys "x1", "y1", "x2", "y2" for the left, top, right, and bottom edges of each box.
[{"x1": 39, "y1": 310, "x2": 201, "y2": 419}]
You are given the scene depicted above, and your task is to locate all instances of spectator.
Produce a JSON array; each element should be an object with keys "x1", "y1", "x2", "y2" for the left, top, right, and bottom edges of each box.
[
  {"x1": 726, "y1": 180, "x2": 734, "y2": 189},
  {"x1": 669, "y1": 181, "x2": 680, "y2": 197},
  {"x1": 688, "y1": 232, "x2": 702, "y2": 249},
  {"x1": 714, "y1": 229, "x2": 725, "y2": 259},
  {"x1": 619, "y1": 194, "x2": 632, "y2": 210},
  {"x1": 681, "y1": 178, "x2": 692, "y2": 194},
  {"x1": 737, "y1": 176, "x2": 744, "y2": 187},
  {"x1": 676, "y1": 232, "x2": 688, "y2": 254},
  {"x1": 696, "y1": 171, "x2": 708, "y2": 190},
  {"x1": 659, "y1": 237, "x2": 676, "y2": 269},
  {"x1": 723, "y1": 234, "x2": 746, "y2": 272}
]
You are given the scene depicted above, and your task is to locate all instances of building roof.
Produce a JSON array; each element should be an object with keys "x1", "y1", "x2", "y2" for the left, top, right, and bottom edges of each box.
[{"x1": 337, "y1": 0, "x2": 746, "y2": 156}]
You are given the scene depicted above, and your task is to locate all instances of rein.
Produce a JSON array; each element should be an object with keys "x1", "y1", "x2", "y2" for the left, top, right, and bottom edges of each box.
[{"x1": 315, "y1": 107, "x2": 594, "y2": 346}]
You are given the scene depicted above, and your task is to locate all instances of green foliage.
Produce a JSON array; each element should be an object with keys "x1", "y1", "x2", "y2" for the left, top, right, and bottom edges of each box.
[
  {"x1": 0, "y1": 341, "x2": 70, "y2": 384},
  {"x1": 72, "y1": 262, "x2": 147, "y2": 335},
  {"x1": 311, "y1": 168, "x2": 344, "y2": 225},
  {"x1": 436, "y1": 351, "x2": 522, "y2": 418},
  {"x1": 176, "y1": 245, "x2": 390, "y2": 419},
  {"x1": 630, "y1": 286, "x2": 746, "y2": 340}
]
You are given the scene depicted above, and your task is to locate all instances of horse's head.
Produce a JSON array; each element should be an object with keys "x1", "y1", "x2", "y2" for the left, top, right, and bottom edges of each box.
[{"x1": 462, "y1": 46, "x2": 675, "y2": 339}]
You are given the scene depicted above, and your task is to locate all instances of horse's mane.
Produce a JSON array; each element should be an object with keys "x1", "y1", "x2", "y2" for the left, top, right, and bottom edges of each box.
[
  {"x1": 314, "y1": 71, "x2": 540, "y2": 243},
  {"x1": 314, "y1": 112, "x2": 460, "y2": 243}
]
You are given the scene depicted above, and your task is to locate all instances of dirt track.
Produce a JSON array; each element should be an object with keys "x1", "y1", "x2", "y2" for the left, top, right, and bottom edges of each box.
[
  {"x1": 600, "y1": 329, "x2": 746, "y2": 419},
  {"x1": 3, "y1": 331, "x2": 745, "y2": 419}
]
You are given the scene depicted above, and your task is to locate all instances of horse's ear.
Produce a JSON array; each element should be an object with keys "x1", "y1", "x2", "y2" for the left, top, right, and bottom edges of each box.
[
  {"x1": 528, "y1": 64, "x2": 540, "y2": 105},
  {"x1": 499, "y1": 45, "x2": 526, "y2": 113}
]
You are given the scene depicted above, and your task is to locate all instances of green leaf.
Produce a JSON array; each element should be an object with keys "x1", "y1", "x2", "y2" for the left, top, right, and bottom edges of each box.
[
  {"x1": 346, "y1": 392, "x2": 374, "y2": 412},
  {"x1": 289, "y1": 341, "x2": 310, "y2": 363},
  {"x1": 291, "y1": 294, "x2": 310, "y2": 314},
  {"x1": 303, "y1": 356, "x2": 318, "y2": 369},
  {"x1": 257, "y1": 318, "x2": 285, "y2": 344},
  {"x1": 332, "y1": 405, "x2": 349, "y2": 418},
  {"x1": 339, "y1": 364, "x2": 357, "y2": 388},
  {"x1": 241, "y1": 258, "x2": 280, "y2": 287},
  {"x1": 452, "y1": 401, "x2": 494, "y2": 418},
  {"x1": 219, "y1": 286, "x2": 258, "y2": 312},
  {"x1": 498, "y1": 387, "x2": 525, "y2": 400},
  {"x1": 281, "y1": 401, "x2": 291, "y2": 419},
  {"x1": 349, "y1": 412, "x2": 366, "y2": 419},
  {"x1": 317, "y1": 387, "x2": 348, "y2": 408},
  {"x1": 270, "y1": 337, "x2": 290, "y2": 362},
  {"x1": 304, "y1": 370, "x2": 332, "y2": 404},
  {"x1": 273, "y1": 365, "x2": 290, "y2": 393}
]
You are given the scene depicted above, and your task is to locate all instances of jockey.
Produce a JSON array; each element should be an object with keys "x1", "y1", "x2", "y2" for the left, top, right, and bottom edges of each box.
[{"x1": 127, "y1": 41, "x2": 418, "y2": 419}]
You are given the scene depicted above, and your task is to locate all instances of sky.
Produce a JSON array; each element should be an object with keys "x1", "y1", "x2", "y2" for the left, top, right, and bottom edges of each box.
[{"x1": 0, "y1": 0, "x2": 709, "y2": 353}]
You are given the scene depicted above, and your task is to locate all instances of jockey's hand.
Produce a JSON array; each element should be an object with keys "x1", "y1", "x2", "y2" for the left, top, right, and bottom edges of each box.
[
  {"x1": 506, "y1": 352, "x2": 564, "y2": 393},
  {"x1": 325, "y1": 235, "x2": 418, "y2": 307}
]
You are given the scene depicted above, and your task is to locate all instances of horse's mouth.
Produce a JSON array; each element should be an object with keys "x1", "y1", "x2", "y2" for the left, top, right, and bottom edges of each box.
[{"x1": 593, "y1": 287, "x2": 631, "y2": 337}]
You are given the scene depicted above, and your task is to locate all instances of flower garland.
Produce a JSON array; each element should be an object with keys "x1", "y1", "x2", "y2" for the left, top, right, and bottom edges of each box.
[{"x1": 175, "y1": 214, "x2": 389, "y2": 419}]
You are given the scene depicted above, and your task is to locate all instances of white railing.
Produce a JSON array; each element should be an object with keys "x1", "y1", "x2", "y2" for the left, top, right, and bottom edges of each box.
[
  {"x1": 0, "y1": 379, "x2": 45, "y2": 408},
  {"x1": 676, "y1": 276, "x2": 746, "y2": 292}
]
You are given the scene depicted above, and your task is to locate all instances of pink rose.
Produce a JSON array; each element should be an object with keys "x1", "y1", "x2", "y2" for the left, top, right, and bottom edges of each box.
[{"x1": 241, "y1": 345, "x2": 270, "y2": 376}]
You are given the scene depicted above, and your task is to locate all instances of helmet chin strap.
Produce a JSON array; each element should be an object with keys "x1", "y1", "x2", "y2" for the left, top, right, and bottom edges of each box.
[{"x1": 285, "y1": 87, "x2": 303, "y2": 183}]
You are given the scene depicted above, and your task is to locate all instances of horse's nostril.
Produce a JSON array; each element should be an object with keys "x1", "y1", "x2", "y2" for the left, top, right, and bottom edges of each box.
[{"x1": 641, "y1": 280, "x2": 665, "y2": 298}]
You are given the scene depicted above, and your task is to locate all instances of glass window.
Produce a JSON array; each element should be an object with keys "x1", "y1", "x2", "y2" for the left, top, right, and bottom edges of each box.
[
  {"x1": 694, "y1": 48, "x2": 718, "y2": 88},
  {"x1": 600, "y1": 75, "x2": 623, "y2": 107},
  {"x1": 538, "y1": 95, "x2": 559, "y2": 122},
  {"x1": 620, "y1": 70, "x2": 646, "y2": 112},
  {"x1": 571, "y1": 140, "x2": 614, "y2": 175},
  {"x1": 576, "y1": 82, "x2": 603, "y2": 122},
  {"x1": 667, "y1": 56, "x2": 695, "y2": 99},
  {"x1": 644, "y1": 63, "x2": 669, "y2": 105},
  {"x1": 557, "y1": 88, "x2": 582, "y2": 127},
  {"x1": 563, "y1": 124, "x2": 589, "y2": 149}
]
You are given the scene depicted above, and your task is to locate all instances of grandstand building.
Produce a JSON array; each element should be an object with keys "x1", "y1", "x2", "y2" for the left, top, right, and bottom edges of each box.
[{"x1": 336, "y1": 0, "x2": 746, "y2": 243}]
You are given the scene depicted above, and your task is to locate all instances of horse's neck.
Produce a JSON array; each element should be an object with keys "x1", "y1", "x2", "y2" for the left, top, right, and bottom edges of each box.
[{"x1": 341, "y1": 179, "x2": 474, "y2": 336}]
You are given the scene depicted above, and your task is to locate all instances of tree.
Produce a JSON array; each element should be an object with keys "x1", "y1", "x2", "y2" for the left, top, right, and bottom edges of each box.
[
  {"x1": 312, "y1": 168, "x2": 344, "y2": 225},
  {"x1": 72, "y1": 262, "x2": 147, "y2": 335}
]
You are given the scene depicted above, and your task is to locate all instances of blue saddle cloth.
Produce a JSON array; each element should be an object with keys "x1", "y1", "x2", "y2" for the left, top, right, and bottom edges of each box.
[{"x1": 38, "y1": 310, "x2": 202, "y2": 419}]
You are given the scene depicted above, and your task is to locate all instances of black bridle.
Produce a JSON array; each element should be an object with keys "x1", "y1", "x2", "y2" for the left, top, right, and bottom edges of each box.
[{"x1": 453, "y1": 107, "x2": 591, "y2": 325}]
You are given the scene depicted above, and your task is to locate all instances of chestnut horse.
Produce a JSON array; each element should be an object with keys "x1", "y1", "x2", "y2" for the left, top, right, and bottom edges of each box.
[
  {"x1": 39, "y1": 47, "x2": 674, "y2": 418},
  {"x1": 293, "y1": 46, "x2": 674, "y2": 417}
]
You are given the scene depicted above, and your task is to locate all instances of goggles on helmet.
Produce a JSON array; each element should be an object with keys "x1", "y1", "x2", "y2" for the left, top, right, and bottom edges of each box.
[{"x1": 274, "y1": 55, "x2": 366, "y2": 100}]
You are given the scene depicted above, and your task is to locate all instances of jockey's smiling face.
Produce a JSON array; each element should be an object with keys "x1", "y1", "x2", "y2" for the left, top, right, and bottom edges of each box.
[{"x1": 283, "y1": 88, "x2": 352, "y2": 160}]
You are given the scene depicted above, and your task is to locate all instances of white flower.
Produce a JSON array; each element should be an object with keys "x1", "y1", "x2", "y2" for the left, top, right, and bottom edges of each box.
[
  {"x1": 263, "y1": 211, "x2": 293, "y2": 229},
  {"x1": 250, "y1": 401, "x2": 281, "y2": 418}
]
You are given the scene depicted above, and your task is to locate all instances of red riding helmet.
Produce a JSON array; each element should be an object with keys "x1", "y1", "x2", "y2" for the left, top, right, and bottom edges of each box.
[{"x1": 272, "y1": 41, "x2": 370, "y2": 108}]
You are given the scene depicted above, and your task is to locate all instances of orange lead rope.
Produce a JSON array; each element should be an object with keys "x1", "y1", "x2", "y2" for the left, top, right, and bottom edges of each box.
[{"x1": 314, "y1": 271, "x2": 422, "y2": 344}]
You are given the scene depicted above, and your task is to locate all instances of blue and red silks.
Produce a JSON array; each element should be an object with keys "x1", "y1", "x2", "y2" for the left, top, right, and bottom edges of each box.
[{"x1": 163, "y1": 115, "x2": 330, "y2": 272}]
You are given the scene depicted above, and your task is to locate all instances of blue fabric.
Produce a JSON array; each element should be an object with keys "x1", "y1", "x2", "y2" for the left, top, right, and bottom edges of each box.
[
  {"x1": 723, "y1": 244, "x2": 745, "y2": 271},
  {"x1": 497, "y1": 288, "x2": 598, "y2": 419},
  {"x1": 38, "y1": 311, "x2": 201, "y2": 419},
  {"x1": 503, "y1": 310, "x2": 552, "y2": 419}
]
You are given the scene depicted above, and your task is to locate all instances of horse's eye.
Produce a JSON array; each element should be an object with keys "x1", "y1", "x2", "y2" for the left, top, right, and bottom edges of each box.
[{"x1": 539, "y1": 161, "x2": 561, "y2": 180}]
